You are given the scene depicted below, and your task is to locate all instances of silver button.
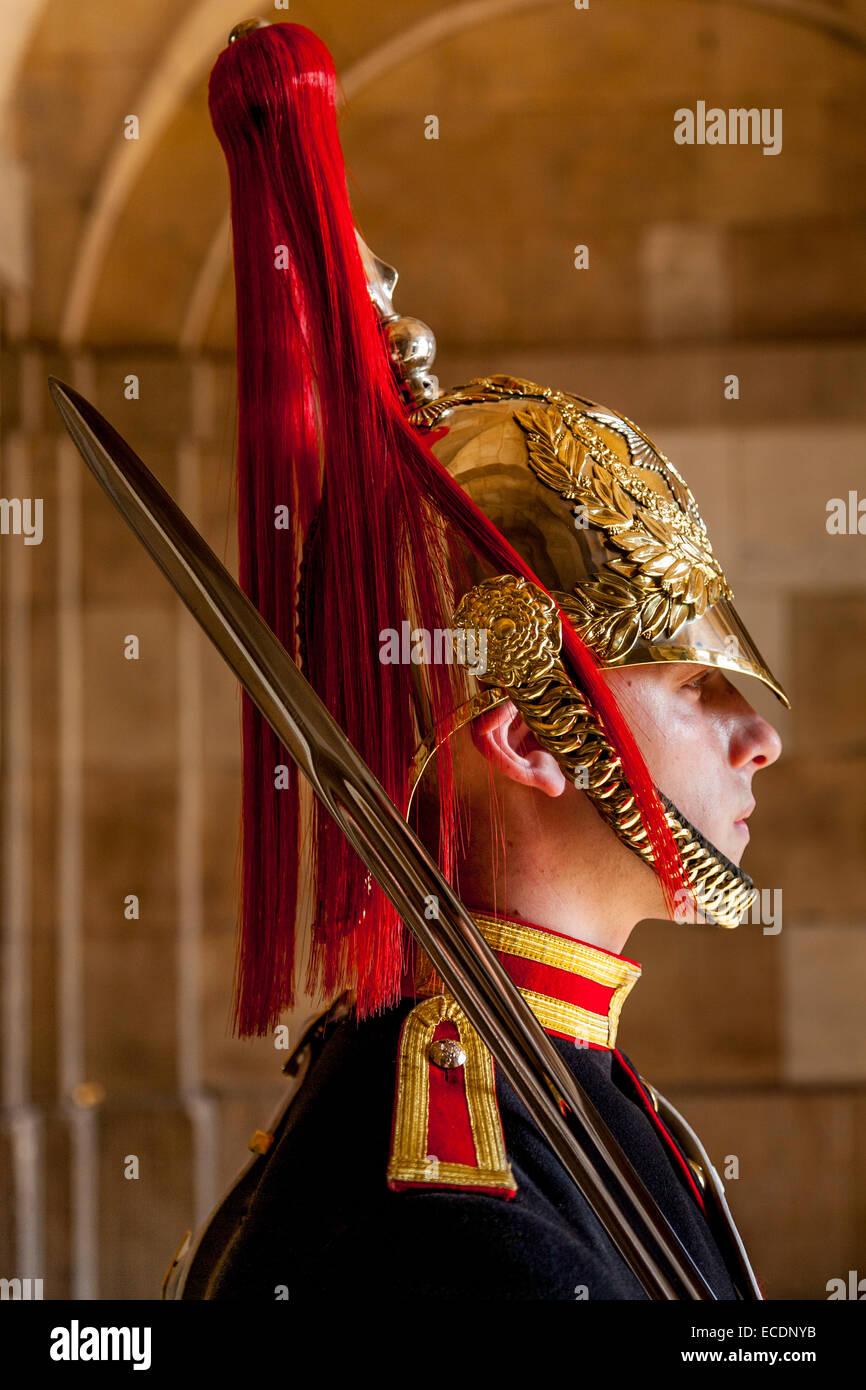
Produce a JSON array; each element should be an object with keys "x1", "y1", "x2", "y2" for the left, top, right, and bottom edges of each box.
[{"x1": 428, "y1": 1038, "x2": 467, "y2": 1070}]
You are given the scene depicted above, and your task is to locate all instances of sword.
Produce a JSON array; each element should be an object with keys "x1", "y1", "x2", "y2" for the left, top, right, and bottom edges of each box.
[{"x1": 48, "y1": 375, "x2": 718, "y2": 1301}]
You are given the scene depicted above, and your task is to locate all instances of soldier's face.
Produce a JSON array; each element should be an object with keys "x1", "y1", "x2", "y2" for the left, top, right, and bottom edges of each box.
[{"x1": 604, "y1": 662, "x2": 783, "y2": 867}]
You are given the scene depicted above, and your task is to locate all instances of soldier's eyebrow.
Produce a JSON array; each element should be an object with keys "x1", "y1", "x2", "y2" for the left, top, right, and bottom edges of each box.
[{"x1": 675, "y1": 663, "x2": 713, "y2": 682}]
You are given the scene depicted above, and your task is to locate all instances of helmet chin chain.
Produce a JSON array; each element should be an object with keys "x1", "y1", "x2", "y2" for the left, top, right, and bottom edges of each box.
[
  {"x1": 653, "y1": 789, "x2": 755, "y2": 926},
  {"x1": 443, "y1": 574, "x2": 757, "y2": 929}
]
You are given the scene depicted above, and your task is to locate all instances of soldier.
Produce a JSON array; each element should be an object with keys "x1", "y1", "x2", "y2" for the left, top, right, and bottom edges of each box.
[{"x1": 165, "y1": 20, "x2": 786, "y2": 1300}]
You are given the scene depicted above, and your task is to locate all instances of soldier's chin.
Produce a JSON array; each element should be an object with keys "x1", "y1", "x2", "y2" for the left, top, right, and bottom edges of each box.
[
  {"x1": 697, "y1": 823, "x2": 744, "y2": 869},
  {"x1": 715, "y1": 821, "x2": 749, "y2": 868},
  {"x1": 656, "y1": 789, "x2": 746, "y2": 872}
]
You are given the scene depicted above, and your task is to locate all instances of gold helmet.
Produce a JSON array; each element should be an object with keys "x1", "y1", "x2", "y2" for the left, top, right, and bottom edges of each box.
[
  {"x1": 401, "y1": 370, "x2": 789, "y2": 930},
  {"x1": 416, "y1": 377, "x2": 786, "y2": 702}
]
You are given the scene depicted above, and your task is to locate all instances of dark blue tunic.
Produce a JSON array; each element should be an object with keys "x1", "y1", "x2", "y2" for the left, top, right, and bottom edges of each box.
[{"x1": 200, "y1": 1001, "x2": 739, "y2": 1301}]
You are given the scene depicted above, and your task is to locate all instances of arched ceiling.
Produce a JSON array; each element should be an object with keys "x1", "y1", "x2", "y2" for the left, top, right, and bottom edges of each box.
[{"x1": 6, "y1": 0, "x2": 866, "y2": 352}]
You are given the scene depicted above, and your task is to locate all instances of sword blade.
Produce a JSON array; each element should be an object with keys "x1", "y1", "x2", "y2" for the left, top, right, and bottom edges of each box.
[{"x1": 48, "y1": 374, "x2": 716, "y2": 1301}]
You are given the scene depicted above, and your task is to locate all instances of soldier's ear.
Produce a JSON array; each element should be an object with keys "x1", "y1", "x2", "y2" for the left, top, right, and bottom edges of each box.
[{"x1": 469, "y1": 700, "x2": 568, "y2": 798}]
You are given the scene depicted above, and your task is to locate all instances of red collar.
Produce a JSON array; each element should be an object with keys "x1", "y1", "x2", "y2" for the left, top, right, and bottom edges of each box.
[
  {"x1": 401, "y1": 909, "x2": 707, "y2": 1211},
  {"x1": 407, "y1": 908, "x2": 641, "y2": 1050}
]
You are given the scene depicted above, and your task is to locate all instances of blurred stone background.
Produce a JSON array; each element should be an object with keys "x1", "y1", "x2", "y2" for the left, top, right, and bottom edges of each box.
[{"x1": 1, "y1": 0, "x2": 864, "y2": 1300}]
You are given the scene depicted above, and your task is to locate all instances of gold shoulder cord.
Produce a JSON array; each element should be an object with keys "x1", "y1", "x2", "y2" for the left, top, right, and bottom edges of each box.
[{"x1": 387, "y1": 994, "x2": 516, "y2": 1194}]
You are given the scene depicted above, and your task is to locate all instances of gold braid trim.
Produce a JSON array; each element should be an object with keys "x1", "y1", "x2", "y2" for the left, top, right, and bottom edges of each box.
[
  {"x1": 387, "y1": 994, "x2": 516, "y2": 1193},
  {"x1": 413, "y1": 911, "x2": 642, "y2": 1048},
  {"x1": 451, "y1": 574, "x2": 756, "y2": 929}
]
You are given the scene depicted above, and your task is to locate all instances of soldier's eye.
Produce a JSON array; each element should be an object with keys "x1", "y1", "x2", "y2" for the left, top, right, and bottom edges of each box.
[{"x1": 683, "y1": 671, "x2": 712, "y2": 692}]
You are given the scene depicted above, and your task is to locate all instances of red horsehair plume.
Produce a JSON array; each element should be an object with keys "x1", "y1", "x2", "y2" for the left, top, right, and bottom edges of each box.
[{"x1": 208, "y1": 22, "x2": 690, "y2": 1037}]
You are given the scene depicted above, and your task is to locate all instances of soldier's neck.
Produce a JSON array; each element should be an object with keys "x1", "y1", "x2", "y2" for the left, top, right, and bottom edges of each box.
[
  {"x1": 453, "y1": 817, "x2": 664, "y2": 958},
  {"x1": 461, "y1": 884, "x2": 638, "y2": 957}
]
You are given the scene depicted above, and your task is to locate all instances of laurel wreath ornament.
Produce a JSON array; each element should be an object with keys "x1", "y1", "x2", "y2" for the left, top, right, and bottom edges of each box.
[{"x1": 511, "y1": 401, "x2": 732, "y2": 662}]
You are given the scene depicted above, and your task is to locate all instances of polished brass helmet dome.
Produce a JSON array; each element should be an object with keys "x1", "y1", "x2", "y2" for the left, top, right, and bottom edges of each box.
[{"x1": 412, "y1": 375, "x2": 788, "y2": 708}]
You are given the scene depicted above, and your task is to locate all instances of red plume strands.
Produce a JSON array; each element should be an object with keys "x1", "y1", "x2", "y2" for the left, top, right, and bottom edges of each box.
[
  {"x1": 208, "y1": 23, "x2": 690, "y2": 1037},
  {"x1": 208, "y1": 24, "x2": 466, "y2": 1033}
]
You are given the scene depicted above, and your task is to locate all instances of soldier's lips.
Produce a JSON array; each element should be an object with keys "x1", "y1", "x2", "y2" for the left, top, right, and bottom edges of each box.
[{"x1": 733, "y1": 802, "x2": 755, "y2": 842}]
